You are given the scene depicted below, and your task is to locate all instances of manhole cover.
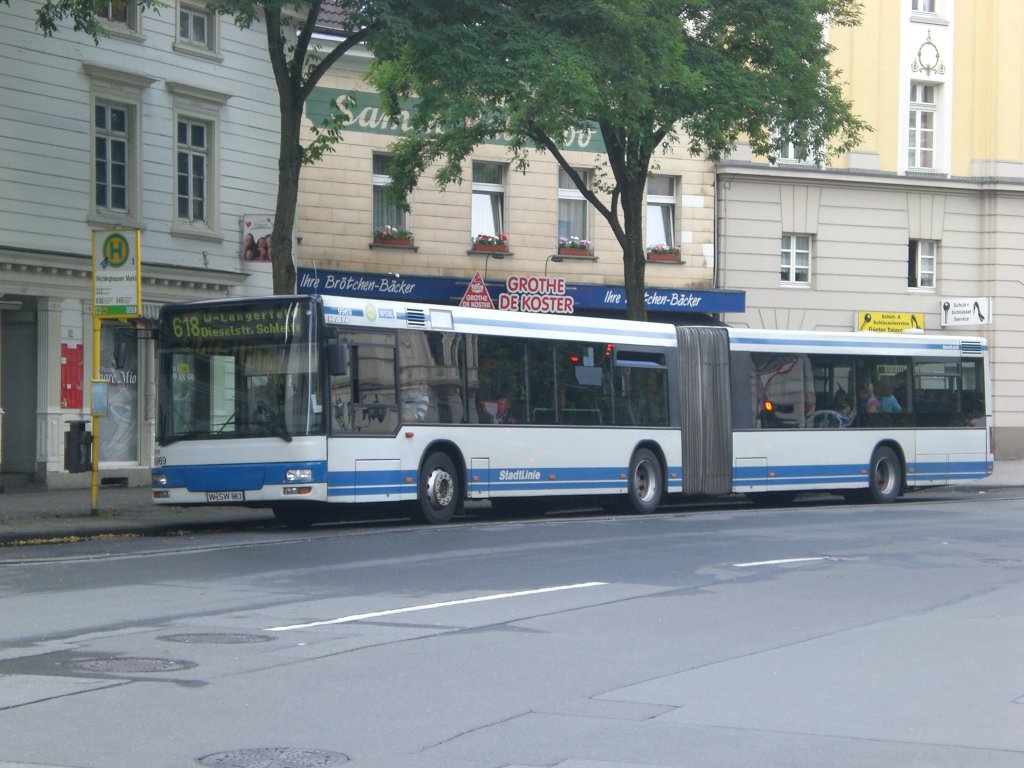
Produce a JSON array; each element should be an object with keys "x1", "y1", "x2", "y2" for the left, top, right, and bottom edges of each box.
[
  {"x1": 62, "y1": 657, "x2": 197, "y2": 674},
  {"x1": 160, "y1": 633, "x2": 274, "y2": 645},
  {"x1": 196, "y1": 748, "x2": 349, "y2": 767}
]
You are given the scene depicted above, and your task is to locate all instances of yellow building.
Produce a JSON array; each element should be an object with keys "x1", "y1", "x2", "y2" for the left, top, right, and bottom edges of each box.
[{"x1": 717, "y1": 0, "x2": 1024, "y2": 458}]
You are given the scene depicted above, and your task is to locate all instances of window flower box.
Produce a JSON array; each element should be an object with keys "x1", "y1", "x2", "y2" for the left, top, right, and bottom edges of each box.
[
  {"x1": 472, "y1": 233, "x2": 509, "y2": 252},
  {"x1": 646, "y1": 245, "x2": 681, "y2": 262},
  {"x1": 558, "y1": 236, "x2": 591, "y2": 257},
  {"x1": 373, "y1": 226, "x2": 414, "y2": 247}
]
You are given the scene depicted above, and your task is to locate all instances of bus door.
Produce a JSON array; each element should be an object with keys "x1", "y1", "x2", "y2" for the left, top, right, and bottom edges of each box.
[
  {"x1": 326, "y1": 330, "x2": 409, "y2": 502},
  {"x1": 676, "y1": 326, "x2": 733, "y2": 496}
]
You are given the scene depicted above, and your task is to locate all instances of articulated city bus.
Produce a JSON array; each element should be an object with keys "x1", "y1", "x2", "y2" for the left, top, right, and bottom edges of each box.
[{"x1": 152, "y1": 294, "x2": 993, "y2": 526}]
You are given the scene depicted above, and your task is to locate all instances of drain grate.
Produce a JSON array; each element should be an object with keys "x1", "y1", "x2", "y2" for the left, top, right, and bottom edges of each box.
[
  {"x1": 160, "y1": 633, "x2": 274, "y2": 645},
  {"x1": 196, "y1": 748, "x2": 349, "y2": 767},
  {"x1": 62, "y1": 657, "x2": 197, "y2": 674}
]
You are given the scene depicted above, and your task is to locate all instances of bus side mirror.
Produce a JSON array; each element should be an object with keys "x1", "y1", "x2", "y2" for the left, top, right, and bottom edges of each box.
[{"x1": 327, "y1": 341, "x2": 349, "y2": 377}]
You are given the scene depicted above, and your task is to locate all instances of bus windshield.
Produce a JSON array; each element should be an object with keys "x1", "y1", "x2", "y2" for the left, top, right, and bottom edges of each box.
[{"x1": 156, "y1": 298, "x2": 323, "y2": 445}]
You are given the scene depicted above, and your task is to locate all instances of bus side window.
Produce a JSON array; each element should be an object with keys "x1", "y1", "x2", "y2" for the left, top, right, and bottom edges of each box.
[{"x1": 330, "y1": 332, "x2": 398, "y2": 434}]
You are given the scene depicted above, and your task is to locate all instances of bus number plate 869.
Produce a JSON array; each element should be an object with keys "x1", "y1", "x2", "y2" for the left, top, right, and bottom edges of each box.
[{"x1": 206, "y1": 491, "x2": 245, "y2": 503}]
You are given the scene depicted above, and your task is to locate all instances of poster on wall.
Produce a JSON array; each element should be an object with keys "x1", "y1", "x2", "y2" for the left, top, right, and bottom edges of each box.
[
  {"x1": 98, "y1": 323, "x2": 138, "y2": 462},
  {"x1": 60, "y1": 342, "x2": 84, "y2": 409},
  {"x1": 241, "y1": 214, "x2": 274, "y2": 262}
]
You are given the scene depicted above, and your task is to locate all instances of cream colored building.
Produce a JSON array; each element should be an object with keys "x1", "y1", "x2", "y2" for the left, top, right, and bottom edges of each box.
[
  {"x1": 295, "y1": 54, "x2": 742, "y2": 323},
  {"x1": 717, "y1": 0, "x2": 1024, "y2": 458}
]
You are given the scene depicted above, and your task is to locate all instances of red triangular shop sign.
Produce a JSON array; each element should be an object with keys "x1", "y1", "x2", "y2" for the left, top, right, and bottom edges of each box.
[{"x1": 460, "y1": 271, "x2": 495, "y2": 309}]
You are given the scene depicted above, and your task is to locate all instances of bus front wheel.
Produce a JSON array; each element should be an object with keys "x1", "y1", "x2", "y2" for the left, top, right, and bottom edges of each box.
[
  {"x1": 865, "y1": 446, "x2": 902, "y2": 504},
  {"x1": 624, "y1": 448, "x2": 663, "y2": 514},
  {"x1": 416, "y1": 451, "x2": 462, "y2": 524}
]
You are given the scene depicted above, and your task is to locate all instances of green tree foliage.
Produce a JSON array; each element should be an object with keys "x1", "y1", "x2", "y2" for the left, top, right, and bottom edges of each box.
[{"x1": 368, "y1": 0, "x2": 868, "y2": 320}]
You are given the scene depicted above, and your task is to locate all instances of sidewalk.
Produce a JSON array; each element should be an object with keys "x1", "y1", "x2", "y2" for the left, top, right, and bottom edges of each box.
[
  {"x1": 0, "y1": 483, "x2": 273, "y2": 544},
  {"x1": 0, "y1": 461, "x2": 1017, "y2": 545}
]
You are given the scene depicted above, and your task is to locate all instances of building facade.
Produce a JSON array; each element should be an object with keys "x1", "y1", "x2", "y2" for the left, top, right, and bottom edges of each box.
[
  {"x1": 1, "y1": 1, "x2": 279, "y2": 486},
  {"x1": 716, "y1": 0, "x2": 1024, "y2": 458},
  {"x1": 294, "y1": 52, "x2": 742, "y2": 324}
]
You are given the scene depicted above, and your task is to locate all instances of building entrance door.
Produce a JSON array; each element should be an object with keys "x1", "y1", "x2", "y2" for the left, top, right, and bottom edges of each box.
[{"x1": 0, "y1": 301, "x2": 38, "y2": 476}]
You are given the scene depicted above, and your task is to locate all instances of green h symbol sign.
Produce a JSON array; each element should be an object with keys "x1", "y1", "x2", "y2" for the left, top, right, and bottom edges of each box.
[{"x1": 103, "y1": 233, "x2": 130, "y2": 268}]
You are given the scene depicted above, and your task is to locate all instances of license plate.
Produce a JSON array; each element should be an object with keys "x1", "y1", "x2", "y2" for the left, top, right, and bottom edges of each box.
[{"x1": 206, "y1": 491, "x2": 245, "y2": 503}]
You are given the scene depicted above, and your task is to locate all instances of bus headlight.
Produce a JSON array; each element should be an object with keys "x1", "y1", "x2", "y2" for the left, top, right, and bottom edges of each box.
[
  {"x1": 285, "y1": 468, "x2": 313, "y2": 482},
  {"x1": 152, "y1": 473, "x2": 168, "y2": 487}
]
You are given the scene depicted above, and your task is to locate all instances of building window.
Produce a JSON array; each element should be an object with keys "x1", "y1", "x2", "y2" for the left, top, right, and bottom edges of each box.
[
  {"x1": 98, "y1": 0, "x2": 142, "y2": 35},
  {"x1": 781, "y1": 234, "x2": 811, "y2": 284},
  {"x1": 911, "y1": 0, "x2": 936, "y2": 12},
  {"x1": 177, "y1": 1, "x2": 217, "y2": 54},
  {"x1": 167, "y1": 81, "x2": 226, "y2": 239},
  {"x1": 646, "y1": 176, "x2": 676, "y2": 249},
  {"x1": 176, "y1": 118, "x2": 208, "y2": 223},
  {"x1": 86, "y1": 64, "x2": 153, "y2": 228},
  {"x1": 909, "y1": 240, "x2": 936, "y2": 289},
  {"x1": 95, "y1": 102, "x2": 129, "y2": 213},
  {"x1": 557, "y1": 167, "x2": 589, "y2": 242},
  {"x1": 472, "y1": 162, "x2": 505, "y2": 239},
  {"x1": 908, "y1": 83, "x2": 936, "y2": 170},
  {"x1": 372, "y1": 154, "x2": 407, "y2": 232}
]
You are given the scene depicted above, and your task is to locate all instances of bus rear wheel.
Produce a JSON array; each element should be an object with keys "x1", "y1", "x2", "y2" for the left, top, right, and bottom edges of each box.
[
  {"x1": 864, "y1": 446, "x2": 902, "y2": 504},
  {"x1": 416, "y1": 451, "x2": 462, "y2": 524},
  {"x1": 623, "y1": 448, "x2": 663, "y2": 514}
]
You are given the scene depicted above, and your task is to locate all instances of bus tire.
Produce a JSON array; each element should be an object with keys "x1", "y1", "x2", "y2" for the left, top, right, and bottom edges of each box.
[
  {"x1": 416, "y1": 451, "x2": 462, "y2": 524},
  {"x1": 624, "y1": 448, "x2": 663, "y2": 514},
  {"x1": 865, "y1": 446, "x2": 902, "y2": 504},
  {"x1": 272, "y1": 504, "x2": 319, "y2": 529}
]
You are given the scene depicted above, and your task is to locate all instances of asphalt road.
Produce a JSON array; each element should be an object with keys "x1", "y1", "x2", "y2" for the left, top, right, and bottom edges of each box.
[{"x1": 1, "y1": 490, "x2": 1022, "y2": 768}]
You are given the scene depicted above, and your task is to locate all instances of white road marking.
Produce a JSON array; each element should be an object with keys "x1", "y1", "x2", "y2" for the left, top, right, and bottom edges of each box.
[
  {"x1": 264, "y1": 581, "x2": 609, "y2": 632},
  {"x1": 733, "y1": 556, "x2": 827, "y2": 568}
]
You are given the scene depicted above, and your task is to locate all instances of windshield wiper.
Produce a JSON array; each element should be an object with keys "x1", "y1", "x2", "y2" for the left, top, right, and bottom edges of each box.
[{"x1": 251, "y1": 411, "x2": 292, "y2": 442}]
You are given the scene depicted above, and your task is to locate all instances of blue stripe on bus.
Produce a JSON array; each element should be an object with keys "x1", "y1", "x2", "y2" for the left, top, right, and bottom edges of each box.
[
  {"x1": 157, "y1": 462, "x2": 327, "y2": 491},
  {"x1": 732, "y1": 460, "x2": 991, "y2": 489},
  {"x1": 326, "y1": 465, "x2": 686, "y2": 498}
]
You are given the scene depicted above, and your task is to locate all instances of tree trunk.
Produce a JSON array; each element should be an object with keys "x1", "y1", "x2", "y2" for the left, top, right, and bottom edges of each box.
[
  {"x1": 271, "y1": 108, "x2": 302, "y2": 295},
  {"x1": 619, "y1": 182, "x2": 648, "y2": 322}
]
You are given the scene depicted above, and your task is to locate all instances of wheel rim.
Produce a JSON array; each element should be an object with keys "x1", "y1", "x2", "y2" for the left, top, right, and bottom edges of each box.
[
  {"x1": 634, "y1": 460, "x2": 656, "y2": 504},
  {"x1": 874, "y1": 458, "x2": 896, "y2": 495},
  {"x1": 427, "y1": 468, "x2": 454, "y2": 509}
]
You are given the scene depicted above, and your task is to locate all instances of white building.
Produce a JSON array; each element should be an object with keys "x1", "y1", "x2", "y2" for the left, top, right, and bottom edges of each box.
[{"x1": 0, "y1": 0, "x2": 279, "y2": 487}]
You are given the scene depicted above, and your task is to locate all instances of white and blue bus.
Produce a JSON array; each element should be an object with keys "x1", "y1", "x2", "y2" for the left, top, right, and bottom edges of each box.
[{"x1": 152, "y1": 294, "x2": 993, "y2": 526}]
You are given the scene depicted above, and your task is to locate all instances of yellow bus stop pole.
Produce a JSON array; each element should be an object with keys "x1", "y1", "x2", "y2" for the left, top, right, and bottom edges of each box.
[{"x1": 91, "y1": 313, "x2": 100, "y2": 514}]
